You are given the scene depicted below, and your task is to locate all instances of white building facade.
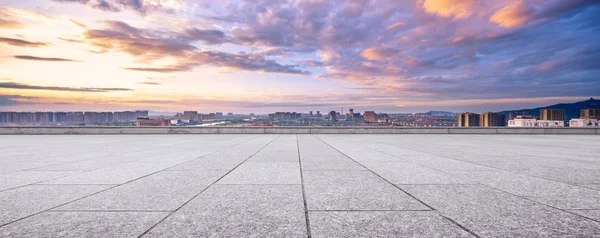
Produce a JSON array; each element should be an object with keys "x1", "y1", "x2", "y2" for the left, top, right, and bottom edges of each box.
[
  {"x1": 569, "y1": 118, "x2": 599, "y2": 127},
  {"x1": 508, "y1": 118, "x2": 564, "y2": 127}
]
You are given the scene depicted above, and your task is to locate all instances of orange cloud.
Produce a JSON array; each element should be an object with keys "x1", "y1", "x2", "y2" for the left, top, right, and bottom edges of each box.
[
  {"x1": 317, "y1": 50, "x2": 341, "y2": 63},
  {"x1": 422, "y1": 0, "x2": 477, "y2": 19},
  {"x1": 361, "y1": 48, "x2": 399, "y2": 61},
  {"x1": 0, "y1": 18, "x2": 22, "y2": 28},
  {"x1": 490, "y1": 1, "x2": 534, "y2": 28},
  {"x1": 361, "y1": 48, "x2": 385, "y2": 60}
]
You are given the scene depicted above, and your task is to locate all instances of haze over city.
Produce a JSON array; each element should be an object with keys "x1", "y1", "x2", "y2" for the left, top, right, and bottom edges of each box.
[{"x1": 1, "y1": 0, "x2": 598, "y2": 113}]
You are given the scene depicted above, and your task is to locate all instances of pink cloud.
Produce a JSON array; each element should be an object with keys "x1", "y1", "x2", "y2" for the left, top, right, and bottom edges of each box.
[
  {"x1": 489, "y1": 0, "x2": 534, "y2": 28},
  {"x1": 361, "y1": 47, "x2": 400, "y2": 61},
  {"x1": 386, "y1": 21, "x2": 406, "y2": 30},
  {"x1": 421, "y1": 0, "x2": 478, "y2": 19},
  {"x1": 535, "y1": 61, "x2": 558, "y2": 72}
]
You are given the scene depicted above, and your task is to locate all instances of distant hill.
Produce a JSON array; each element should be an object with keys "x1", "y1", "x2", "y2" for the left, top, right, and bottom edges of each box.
[
  {"x1": 498, "y1": 97, "x2": 600, "y2": 120},
  {"x1": 426, "y1": 111, "x2": 457, "y2": 116}
]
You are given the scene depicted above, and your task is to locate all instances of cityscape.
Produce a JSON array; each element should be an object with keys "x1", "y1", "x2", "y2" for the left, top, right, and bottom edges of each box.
[
  {"x1": 2, "y1": 0, "x2": 600, "y2": 237},
  {"x1": 2, "y1": 100, "x2": 599, "y2": 128}
]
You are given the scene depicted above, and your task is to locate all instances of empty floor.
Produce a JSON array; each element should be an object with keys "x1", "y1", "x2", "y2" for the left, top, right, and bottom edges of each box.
[{"x1": 1, "y1": 134, "x2": 599, "y2": 237}]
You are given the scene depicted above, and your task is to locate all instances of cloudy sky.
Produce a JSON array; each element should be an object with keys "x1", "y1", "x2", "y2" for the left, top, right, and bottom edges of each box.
[{"x1": 0, "y1": 0, "x2": 598, "y2": 113}]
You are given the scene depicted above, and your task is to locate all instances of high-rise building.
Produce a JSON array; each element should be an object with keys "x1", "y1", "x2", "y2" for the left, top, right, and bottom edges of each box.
[
  {"x1": 54, "y1": 112, "x2": 67, "y2": 123},
  {"x1": 68, "y1": 112, "x2": 84, "y2": 123},
  {"x1": 114, "y1": 111, "x2": 141, "y2": 121},
  {"x1": 200, "y1": 113, "x2": 216, "y2": 120},
  {"x1": 480, "y1": 112, "x2": 506, "y2": 127},
  {"x1": 581, "y1": 109, "x2": 600, "y2": 119},
  {"x1": 540, "y1": 109, "x2": 564, "y2": 121},
  {"x1": 268, "y1": 112, "x2": 301, "y2": 120},
  {"x1": 34, "y1": 112, "x2": 54, "y2": 124},
  {"x1": 176, "y1": 112, "x2": 200, "y2": 121},
  {"x1": 136, "y1": 111, "x2": 149, "y2": 118},
  {"x1": 458, "y1": 112, "x2": 480, "y2": 127},
  {"x1": 83, "y1": 111, "x2": 112, "y2": 124},
  {"x1": 364, "y1": 111, "x2": 376, "y2": 122},
  {"x1": 100, "y1": 112, "x2": 113, "y2": 122},
  {"x1": 84, "y1": 112, "x2": 96, "y2": 123},
  {"x1": 348, "y1": 109, "x2": 354, "y2": 121},
  {"x1": 329, "y1": 111, "x2": 337, "y2": 121}
]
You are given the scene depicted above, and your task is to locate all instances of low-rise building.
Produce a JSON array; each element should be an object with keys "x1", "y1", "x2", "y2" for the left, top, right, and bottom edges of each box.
[
  {"x1": 508, "y1": 116, "x2": 564, "y2": 127},
  {"x1": 135, "y1": 118, "x2": 171, "y2": 126},
  {"x1": 569, "y1": 118, "x2": 599, "y2": 127}
]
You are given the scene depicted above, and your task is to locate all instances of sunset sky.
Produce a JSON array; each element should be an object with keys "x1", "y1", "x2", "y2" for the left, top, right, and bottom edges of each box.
[{"x1": 0, "y1": 0, "x2": 598, "y2": 114}]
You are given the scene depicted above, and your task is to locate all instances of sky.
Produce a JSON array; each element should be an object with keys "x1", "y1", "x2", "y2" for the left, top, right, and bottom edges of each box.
[{"x1": 0, "y1": 0, "x2": 599, "y2": 114}]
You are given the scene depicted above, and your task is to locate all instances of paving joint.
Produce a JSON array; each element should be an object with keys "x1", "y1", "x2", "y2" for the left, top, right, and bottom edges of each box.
[
  {"x1": 313, "y1": 135, "x2": 485, "y2": 238},
  {"x1": 136, "y1": 135, "x2": 280, "y2": 237},
  {"x1": 0, "y1": 135, "x2": 265, "y2": 228},
  {"x1": 296, "y1": 135, "x2": 312, "y2": 238}
]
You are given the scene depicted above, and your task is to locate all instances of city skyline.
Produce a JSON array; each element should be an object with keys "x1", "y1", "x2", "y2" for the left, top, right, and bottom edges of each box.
[{"x1": 1, "y1": 0, "x2": 599, "y2": 113}]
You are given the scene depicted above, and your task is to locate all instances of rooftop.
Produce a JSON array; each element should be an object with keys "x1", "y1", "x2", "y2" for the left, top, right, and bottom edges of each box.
[{"x1": 1, "y1": 134, "x2": 599, "y2": 237}]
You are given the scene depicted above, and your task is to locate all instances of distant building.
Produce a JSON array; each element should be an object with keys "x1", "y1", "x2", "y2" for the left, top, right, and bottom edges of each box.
[
  {"x1": 68, "y1": 112, "x2": 85, "y2": 123},
  {"x1": 0, "y1": 112, "x2": 7, "y2": 124},
  {"x1": 458, "y1": 112, "x2": 480, "y2": 127},
  {"x1": 329, "y1": 111, "x2": 337, "y2": 121},
  {"x1": 569, "y1": 118, "x2": 599, "y2": 127},
  {"x1": 508, "y1": 116, "x2": 564, "y2": 127},
  {"x1": 114, "y1": 111, "x2": 147, "y2": 121},
  {"x1": 215, "y1": 112, "x2": 223, "y2": 118},
  {"x1": 480, "y1": 112, "x2": 505, "y2": 127},
  {"x1": 170, "y1": 119, "x2": 181, "y2": 125},
  {"x1": 540, "y1": 109, "x2": 564, "y2": 121},
  {"x1": 581, "y1": 109, "x2": 600, "y2": 119},
  {"x1": 201, "y1": 113, "x2": 215, "y2": 120},
  {"x1": 135, "y1": 118, "x2": 171, "y2": 126},
  {"x1": 364, "y1": 111, "x2": 376, "y2": 122},
  {"x1": 176, "y1": 112, "x2": 200, "y2": 121},
  {"x1": 35, "y1": 112, "x2": 53, "y2": 124},
  {"x1": 508, "y1": 112, "x2": 515, "y2": 120},
  {"x1": 348, "y1": 109, "x2": 354, "y2": 121},
  {"x1": 137, "y1": 111, "x2": 149, "y2": 117},
  {"x1": 377, "y1": 113, "x2": 389, "y2": 123},
  {"x1": 0, "y1": 110, "x2": 147, "y2": 125},
  {"x1": 268, "y1": 112, "x2": 301, "y2": 120},
  {"x1": 54, "y1": 112, "x2": 67, "y2": 123}
]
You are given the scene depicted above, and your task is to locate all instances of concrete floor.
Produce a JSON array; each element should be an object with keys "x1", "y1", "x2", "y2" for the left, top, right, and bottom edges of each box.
[{"x1": 0, "y1": 134, "x2": 599, "y2": 237}]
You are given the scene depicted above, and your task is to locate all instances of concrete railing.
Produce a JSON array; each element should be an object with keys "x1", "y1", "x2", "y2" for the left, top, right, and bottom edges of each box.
[{"x1": 0, "y1": 126, "x2": 598, "y2": 134}]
